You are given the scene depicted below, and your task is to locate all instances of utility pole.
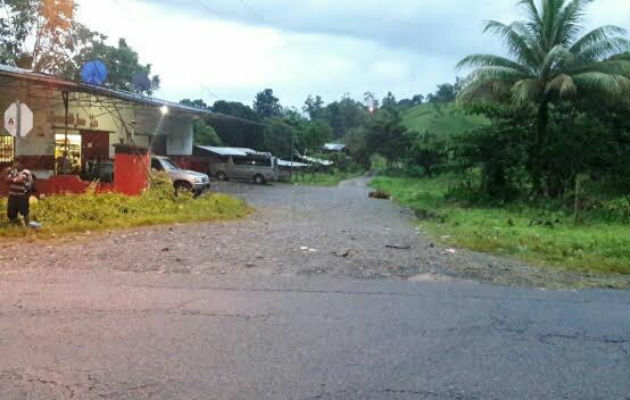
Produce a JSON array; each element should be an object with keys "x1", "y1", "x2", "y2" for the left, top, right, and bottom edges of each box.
[{"x1": 290, "y1": 130, "x2": 295, "y2": 181}]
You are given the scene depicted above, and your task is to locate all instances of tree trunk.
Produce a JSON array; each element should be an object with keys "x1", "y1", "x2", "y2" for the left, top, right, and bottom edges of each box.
[{"x1": 532, "y1": 100, "x2": 549, "y2": 195}]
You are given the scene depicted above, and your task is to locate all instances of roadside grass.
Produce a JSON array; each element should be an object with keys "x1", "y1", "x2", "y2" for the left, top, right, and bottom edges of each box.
[
  {"x1": 0, "y1": 178, "x2": 251, "y2": 238},
  {"x1": 371, "y1": 175, "x2": 630, "y2": 276},
  {"x1": 290, "y1": 171, "x2": 364, "y2": 187}
]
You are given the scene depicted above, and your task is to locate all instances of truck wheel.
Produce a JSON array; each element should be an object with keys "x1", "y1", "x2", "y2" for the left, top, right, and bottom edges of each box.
[
  {"x1": 253, "y1": 174, "x2": 266, "y2": 184},
  {"x1": 216, "y1": 172, "x2": 227, "y2": 181}
]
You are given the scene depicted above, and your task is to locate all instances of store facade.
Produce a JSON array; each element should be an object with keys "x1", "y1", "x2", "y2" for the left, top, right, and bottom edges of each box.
[{"x1": 0, "y1": 64, "x2": 209, "y2": 195}]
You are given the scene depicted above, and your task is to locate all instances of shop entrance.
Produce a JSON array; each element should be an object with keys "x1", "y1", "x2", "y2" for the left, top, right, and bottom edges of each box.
[
  {"x1": 55, "y1": 133, "x2": 82, "y2": 174},
  {"x1": 81, "y1": 130, "x2": 110, "y2": 163},
  {"x1": 80, "y1": 130, "x2": 113, "y2": 182}
]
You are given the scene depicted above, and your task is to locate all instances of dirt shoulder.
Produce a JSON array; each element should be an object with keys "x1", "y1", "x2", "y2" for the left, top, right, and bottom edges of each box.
[{"x1": 1, "y1": 178, "x2": 626, "y2": 288}]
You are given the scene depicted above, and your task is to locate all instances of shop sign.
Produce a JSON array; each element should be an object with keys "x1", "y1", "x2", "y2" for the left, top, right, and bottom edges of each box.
[{"x1": 47, "y1": 112, "x2": 99, "y2": 128}]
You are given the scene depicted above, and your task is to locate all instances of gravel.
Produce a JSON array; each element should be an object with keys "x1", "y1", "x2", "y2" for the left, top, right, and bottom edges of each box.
[{"x1": 1, "y1": 177, "x2": 626, "y2": 288}]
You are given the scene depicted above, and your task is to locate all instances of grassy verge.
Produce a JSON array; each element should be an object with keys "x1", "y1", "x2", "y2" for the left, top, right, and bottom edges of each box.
[
  {"x1": 0, "y1": 178, "x2": 251, "y2": 238},
  {"x1": 371, "y1": 175, "x2": 629, "y2": 276},
  {"x1": 290, "y1": 171, "x2": 364, "y2": 187}
]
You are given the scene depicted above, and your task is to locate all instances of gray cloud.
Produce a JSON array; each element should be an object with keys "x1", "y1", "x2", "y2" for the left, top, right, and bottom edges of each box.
[{"x1": 81, "y1": 0, "x2": 630, "y2": 107}]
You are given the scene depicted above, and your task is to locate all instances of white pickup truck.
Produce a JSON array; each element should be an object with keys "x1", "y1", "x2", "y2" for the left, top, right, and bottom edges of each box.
[{"x1": 150, "y1": 155, "x2": 210, "y2": 194}]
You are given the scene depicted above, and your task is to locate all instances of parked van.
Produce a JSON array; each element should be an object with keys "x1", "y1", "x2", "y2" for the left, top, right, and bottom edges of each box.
[{"x1": 213, "y1": 152, "x2": 278, "y2": 184}]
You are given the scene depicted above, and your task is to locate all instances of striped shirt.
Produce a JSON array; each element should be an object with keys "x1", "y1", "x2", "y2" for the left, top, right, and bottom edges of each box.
[{"x1": 7, "y1": 169, "x2": 33, "y2": 196}]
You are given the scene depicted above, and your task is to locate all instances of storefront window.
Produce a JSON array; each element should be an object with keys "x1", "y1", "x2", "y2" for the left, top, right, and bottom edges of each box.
[
  {"x1": 0, "y1": 136, "x2": 14, "y2": 163},
  {"x1": 54, "y1": 133, "x2": 82, "y2": 174}
]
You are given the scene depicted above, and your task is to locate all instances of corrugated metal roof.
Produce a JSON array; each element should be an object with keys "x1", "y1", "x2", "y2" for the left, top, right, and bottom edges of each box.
[
  {"x1": 195, "y1": 145, "x2": 256, "y2": 157},
  {"x1": 276, "y1": 159, "x2": 310, "y2": 168},
  {"x1": 297, "y1": 154, "x2": 334, "y2": 166},
  {"x1": 323, "y1": 143, "x2": 347, "y2": 151},
  {"x1": 0, "y1": 64, "x2": 212, "y2": 116}
]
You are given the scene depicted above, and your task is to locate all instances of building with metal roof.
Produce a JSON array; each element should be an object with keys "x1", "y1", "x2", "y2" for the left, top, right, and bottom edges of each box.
[
  {"x1": 0, "y1": 63, "x2": 211, "y2": 194},
  {"x1": 323, "y1": 143, "x2": 347, "y2": 152}
]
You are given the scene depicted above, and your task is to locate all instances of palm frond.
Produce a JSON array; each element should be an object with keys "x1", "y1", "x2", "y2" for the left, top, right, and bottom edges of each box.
[
  {"x1": 457, "y1": 78, "x2": 507, "y2": 103},
  {"x1": 572, "y1": 71, "x2": 630, "y2": 95},
  {"x1": 546, "y1": 73, "x2": 577, "y2": 97},
  {"x1": 541, "y1": 0, "x2": 565, "y2": 48},
  {"x1": 484, "y1": 20, "x2": 541, "y2": 67},
  {"x1": 518, "y1": 0, "x2": 543, "y2": 29},
  {"x1": 511, "y1": 78, "x2": 541, "y2": 103},
  {"x1": 511, "y1": 21, "x2": 546, "y2": 60},
  {"x1": 572, "y1": 37, "x2": 630, "y2": 63},
  {"x1": 566, "y1": 59, "x2": 630, "y2": 76},
  {"x1": 570, "y1": 25, "x2": 628, "y2": 53},
  {"x1": 540, "y1": 44, "x2": 574, "y2": 75},
  {"x1": 456, "y1": 54, "x2": 532, "y2": 75},
  {"x1": 468, "y1": 66, "x2": 529, "y2": 82},
  {"x1": 553, "y1": 0, "x2": 592, "y2": 45}
]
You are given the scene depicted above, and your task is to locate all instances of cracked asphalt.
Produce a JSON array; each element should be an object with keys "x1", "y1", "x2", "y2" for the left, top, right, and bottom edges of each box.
[{"x1": 0, "y1": 178, "x2": 628, "y2": 399}]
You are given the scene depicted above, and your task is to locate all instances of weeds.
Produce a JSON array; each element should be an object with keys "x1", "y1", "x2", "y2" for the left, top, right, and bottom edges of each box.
[
  {"x1": 371, "y1": 175, "x2": 630, "y2": 276},
  {"x1": 0, "y1": 173, "x2": 250, "y2": 237}
]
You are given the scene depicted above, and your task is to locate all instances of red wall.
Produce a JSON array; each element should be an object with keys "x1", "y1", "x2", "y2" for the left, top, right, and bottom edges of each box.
[
  {"x1": 1, "y1": 147, "x2": 150, "y2": 197},
  {"x1": 113, "y1": 148, "x2": 150, "y2": 196}
]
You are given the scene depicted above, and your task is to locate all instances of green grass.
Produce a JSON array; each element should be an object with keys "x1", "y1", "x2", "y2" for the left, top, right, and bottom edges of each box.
[
  {"x1": 371, "y1": 175, "x2": 630, "y2": 276},
  {"x1": 0, "y1": 178, "x2": 251, "y2": 238},
  {"x1": 290, "y1": 171, "x2": 364, "y2": 187},
  {"x1": 401, "y1": 103, "x2": 489, "y2": 135}
]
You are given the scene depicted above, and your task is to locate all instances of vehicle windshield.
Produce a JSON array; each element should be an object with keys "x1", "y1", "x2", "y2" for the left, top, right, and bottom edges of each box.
[{"x1": 160, "y1": 158, "x2": 179, "y2": 170}]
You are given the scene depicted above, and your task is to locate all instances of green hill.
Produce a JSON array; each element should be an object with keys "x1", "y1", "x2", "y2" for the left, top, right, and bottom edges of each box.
[{"x1": 401, "y1": 103, "x2": 488, "y2": 137}]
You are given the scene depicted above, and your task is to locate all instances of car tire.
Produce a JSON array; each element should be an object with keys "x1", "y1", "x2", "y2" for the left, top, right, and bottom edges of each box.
[
  {"x1": 253, "y1": 174, "x2": 266, "y2": 184},
  {"x1": 174, "y1": 181, "x2": 192, "y2": 195},
  {"x1": 216, "y1": 172, "x2": 227, "y2": 181}
]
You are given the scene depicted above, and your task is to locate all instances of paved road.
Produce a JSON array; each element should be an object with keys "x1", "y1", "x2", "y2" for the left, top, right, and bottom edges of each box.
[
  {"x1": 0, "y1": 270, "x2": 627, "y2": 399},
  {"x1": 0, "y1": 179, "x2": 628, "y2": 399}
]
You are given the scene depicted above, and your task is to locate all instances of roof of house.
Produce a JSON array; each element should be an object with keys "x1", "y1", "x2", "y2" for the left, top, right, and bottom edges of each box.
[
  {"x1": 296, "y1": 153, "x2": 334, "y2": 166},
  {"x1": 196, "y1": 146, "x2": 255, "y2": 157},
  {"x1": 0, "y1": 63, "x2": 212, "y2": 116},
  {"x1": 276, "y1": 159, "x2": 310, "y2": 168},
  {"x1": 323, "y1": 143, "x2": 347, "y2": 151},
  {"x1": 195, "y1": 146, "x2": 277, "y2": 158}
]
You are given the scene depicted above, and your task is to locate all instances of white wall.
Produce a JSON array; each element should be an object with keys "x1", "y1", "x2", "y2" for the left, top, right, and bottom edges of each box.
[{"x1": 0, "y1": 79, "x2": 189, "y2": 166}]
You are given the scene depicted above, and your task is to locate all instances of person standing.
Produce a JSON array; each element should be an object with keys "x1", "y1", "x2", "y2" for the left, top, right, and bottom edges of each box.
[{"x1": 5, "y1": 162, "x2": 33, "y2": 226}]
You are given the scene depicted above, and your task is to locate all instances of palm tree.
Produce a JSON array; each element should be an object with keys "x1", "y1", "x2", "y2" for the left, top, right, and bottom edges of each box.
[{"x1": 457, "y1": 0, "x2": 630, "y2": 193}]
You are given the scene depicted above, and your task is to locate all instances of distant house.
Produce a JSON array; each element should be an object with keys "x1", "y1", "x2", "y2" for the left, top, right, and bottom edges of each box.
[{"x1": 322, "y1": 143, "x2": 347, "y2": 153}]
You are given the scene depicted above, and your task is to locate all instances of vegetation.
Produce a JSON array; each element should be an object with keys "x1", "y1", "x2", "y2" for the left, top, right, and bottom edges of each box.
[
  {"x1": 175, "y1": 0, "x2": 628, "y2": 277},
  {"x1": 359, "y1": 0, "x2": 629, "y2": 277},
  {"x1": 457, "y1": 0, "x2": 629, "y2": 195},
  {"x1": 0, "y1": 173, "x2": 250, "y2": 237},
  {"x1": 372, "y1": 175, "x2": 629, "y2": 276},
  {"x1": 401, "y1": 103, "x2": 488, "y2": 136},
  {"x1": 0, "y1": 0, "x2": 160, "y2": 93}
]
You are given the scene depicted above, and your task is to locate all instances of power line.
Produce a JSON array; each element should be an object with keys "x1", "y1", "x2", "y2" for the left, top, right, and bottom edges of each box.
[
  {"x1": 192, "y1": 0, "x2": 221, "y2": 18},
  {"x1": 235, "y1": 0, "x2": 266, "y2": 22}
]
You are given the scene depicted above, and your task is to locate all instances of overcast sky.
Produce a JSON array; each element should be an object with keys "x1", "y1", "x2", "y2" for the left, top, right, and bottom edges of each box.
[{"x1": 76, "y1": 0, "x2": 630, "y2": 108}]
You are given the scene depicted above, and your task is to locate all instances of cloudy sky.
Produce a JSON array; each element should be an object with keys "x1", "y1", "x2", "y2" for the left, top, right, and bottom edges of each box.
[{"x1": 76, "y1": 0, "x2": 630, "y2": 108}]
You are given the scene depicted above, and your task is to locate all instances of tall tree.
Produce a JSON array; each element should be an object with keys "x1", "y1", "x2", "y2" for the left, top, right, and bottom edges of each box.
[
  {"x1": 71, "y1": 37, "x2": 160, "y2": 94},
  {"x1": 253, "y1": 88, "x2": 282, "y2": 118},
  {"x1": 381, "y1": 91, "x2": 398, "y2": 112},
  {"x1": 210, "y1": 100, "x2": 263, "y2": 149},
  {"x1": 457, "y1": 0, "x2": 630, "y2": 193},
  {"x1": 1, "y1": 0, "x2": 76, "y2": 73},
  {"x1": 303, "y1": 94, "x2": 325, "y2": 120},
  {"x1": 365, "y1": 110, "x2": 411, "y2": 166}
]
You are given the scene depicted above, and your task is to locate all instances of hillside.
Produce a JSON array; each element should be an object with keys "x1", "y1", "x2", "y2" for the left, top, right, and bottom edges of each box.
[{"x1": 401, "y1": 103, "x2": 488, "y2": 136}]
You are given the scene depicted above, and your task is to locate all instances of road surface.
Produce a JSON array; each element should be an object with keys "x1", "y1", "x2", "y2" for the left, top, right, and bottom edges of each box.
[{"x1": 0, "y1": 179, "x2": 627, "y2": 399}]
